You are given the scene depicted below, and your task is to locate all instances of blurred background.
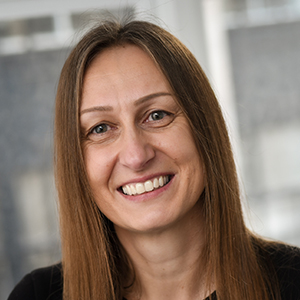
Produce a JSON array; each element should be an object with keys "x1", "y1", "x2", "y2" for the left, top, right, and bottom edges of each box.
[{"x1": 0, "y1": 0, "x2": 300, "y2": 298}]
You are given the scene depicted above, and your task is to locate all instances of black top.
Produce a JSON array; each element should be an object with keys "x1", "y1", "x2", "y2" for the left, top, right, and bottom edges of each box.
[{"x1": 8, "y1": 244, "x2": 300, "y2": 300}]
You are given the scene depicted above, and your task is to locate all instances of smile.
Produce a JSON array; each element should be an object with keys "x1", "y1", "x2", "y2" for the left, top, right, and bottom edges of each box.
[{"x1": 121, "y1": 175, "x2": 171, "y2": 196}]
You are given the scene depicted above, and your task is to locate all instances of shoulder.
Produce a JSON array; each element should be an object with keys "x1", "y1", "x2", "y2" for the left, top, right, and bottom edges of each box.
[
  {"x1": 268, "y1": 243, "x2": 300, "y2": 264},
  {"x1": 267, "y1": 243, "x2": 300, "y2": 276},
  {"x1": 8, "y1": 263, "x2": 63, "y2": 300},
  {"x1": 264, "y1": 243, "x2": 300, "y2": 299}
]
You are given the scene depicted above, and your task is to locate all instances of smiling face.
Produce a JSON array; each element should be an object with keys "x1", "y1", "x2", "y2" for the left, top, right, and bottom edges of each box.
[{"x1": 80, "y1": 44, "x2": 205, "y2": 233}]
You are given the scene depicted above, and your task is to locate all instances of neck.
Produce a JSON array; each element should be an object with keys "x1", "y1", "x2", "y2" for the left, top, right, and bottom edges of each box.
[{"x1": 115, "y1": 202, "x2": 210, "y2": 300}]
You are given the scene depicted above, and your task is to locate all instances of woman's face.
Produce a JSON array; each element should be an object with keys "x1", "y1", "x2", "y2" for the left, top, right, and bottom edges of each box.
[{"x1": 80, "y1": 44, "x2": 205, "y2": 233}]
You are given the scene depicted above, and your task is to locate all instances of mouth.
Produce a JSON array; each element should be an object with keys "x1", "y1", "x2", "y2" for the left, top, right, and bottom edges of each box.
[{"x1": 119, "y1": 175, "x2": 173, "y2": 196}]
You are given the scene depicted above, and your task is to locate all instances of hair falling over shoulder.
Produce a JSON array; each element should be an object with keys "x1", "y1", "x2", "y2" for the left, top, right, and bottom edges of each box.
[{"x1": 54, "y1": 17, "x2": 282, "y2": 300}]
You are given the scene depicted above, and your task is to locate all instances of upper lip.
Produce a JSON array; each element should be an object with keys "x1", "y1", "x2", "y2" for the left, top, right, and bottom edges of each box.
[{"x1": 118, "y1": 173, "x2": 174, "y2": 189}]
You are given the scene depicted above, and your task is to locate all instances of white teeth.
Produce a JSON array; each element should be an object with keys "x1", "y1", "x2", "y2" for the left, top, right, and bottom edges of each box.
[
  {"x1": 136, "y1": 183, "x2": 145, "y2": 194},
  {"x1": 131, "y1": 185, "x2": 136, "y2": 195},
  {"x1": 145, "y1": 180, "x2": 154, "y2": 192},
  {"x1": 159, "y1": 176, "x2": 164, "y2": 187},
  {"x1": 123, "y1": 186, "x2": 128, "y2": 195},
  {"x1": 121, "y1": 175, "x2": 170, "y2": 196},
  {"x1": 126, "y1": 185, "x2": 132, "y2": 195},
  {"x1": 153, "y1": 178, "x2": 159, "y2": 188}
]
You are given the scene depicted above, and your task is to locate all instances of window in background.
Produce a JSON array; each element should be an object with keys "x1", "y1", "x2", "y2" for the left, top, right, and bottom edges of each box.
[{"x1": 225, "y1": 0, "x2": 300, "y2": 245}]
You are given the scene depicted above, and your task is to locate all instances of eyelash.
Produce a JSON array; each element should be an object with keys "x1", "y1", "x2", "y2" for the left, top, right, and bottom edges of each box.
[
  {"x1": 146, "y1": 110, "x2": 169, "y2": 122},
  {"x1": 89, "y1": 123, "x2": 112, "y2": 135}
]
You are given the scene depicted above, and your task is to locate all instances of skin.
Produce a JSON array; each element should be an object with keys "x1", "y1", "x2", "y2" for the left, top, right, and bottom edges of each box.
[{"x1": 80, "y1": 44, "x2": 209, "y2": 299}]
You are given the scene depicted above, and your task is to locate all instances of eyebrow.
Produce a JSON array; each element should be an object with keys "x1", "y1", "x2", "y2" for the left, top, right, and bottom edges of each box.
[
  {"x1": 80, "y1": 92, "x2": 172, "y2": 116},
  {"x1": 80, "y1": 105, "x2": 113, "y2": 115},
  {"x1": 134, "y1": 92, "x2": 172, "y2": 106}
]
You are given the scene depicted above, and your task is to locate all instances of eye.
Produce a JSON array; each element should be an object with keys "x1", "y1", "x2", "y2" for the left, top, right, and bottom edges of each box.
[
  {"x1": 142, "y1": 109, "x2": 175, "y2": 129},
  {"x1": 148, "y1": 110, "x2": 168, "y2": 122},
  {"x1": 90, "y1": 123, "x2": 111, "y2": 134}
]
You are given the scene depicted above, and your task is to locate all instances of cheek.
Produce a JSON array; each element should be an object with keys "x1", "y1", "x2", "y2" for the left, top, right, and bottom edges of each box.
[
  {"x1": 173, "y1": 135, "x2": 199, "y2": 163},
  {"x1": 174, "y1": 129, "x2": 204, "y2": 185},
  {"x1": 84, "y1": 146, "x2": 113, "y2": 187}
]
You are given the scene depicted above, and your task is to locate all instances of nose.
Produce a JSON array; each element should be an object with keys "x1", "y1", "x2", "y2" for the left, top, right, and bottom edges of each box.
[{"x1": 118, "y1": 128, "x2": 155, "y2": 171}]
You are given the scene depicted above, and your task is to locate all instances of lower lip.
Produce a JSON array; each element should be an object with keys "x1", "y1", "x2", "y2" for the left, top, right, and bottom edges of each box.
[{"x1": 119, "y1": 176, "x2": 174, "y2": 203}]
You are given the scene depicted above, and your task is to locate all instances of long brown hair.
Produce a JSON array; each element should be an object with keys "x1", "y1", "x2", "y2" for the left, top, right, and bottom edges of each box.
[{"x1": 54, "y1": 18, "x2": 280, "y2": 300}]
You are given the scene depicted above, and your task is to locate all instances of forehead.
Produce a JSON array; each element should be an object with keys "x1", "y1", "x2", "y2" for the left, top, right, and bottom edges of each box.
[
  {"x1": 84, "y1": 44, "x2": 161, "y2": 80},
  {"x1": 81, "y1": 44, "x2": 173, "y2": 110}
]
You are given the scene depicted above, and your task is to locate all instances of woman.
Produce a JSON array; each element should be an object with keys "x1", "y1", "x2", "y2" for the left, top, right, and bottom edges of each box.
[{"x1": 8, "y1": 18, "x2": 300, "y2": 300}]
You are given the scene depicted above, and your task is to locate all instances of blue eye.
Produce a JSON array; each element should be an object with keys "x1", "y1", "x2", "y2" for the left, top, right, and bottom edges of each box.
[
  {"x1": 91, "y1": 124, "x2": 110, "y2": 134},
  {"x1": 149, "y1": 111, "x2": 167, "y2": 121}
]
